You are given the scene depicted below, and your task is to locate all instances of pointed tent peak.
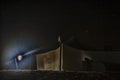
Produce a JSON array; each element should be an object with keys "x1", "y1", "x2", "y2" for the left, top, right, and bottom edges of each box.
[{"x1": 58, "y1": 36, "x2": 61, "y2": 43}]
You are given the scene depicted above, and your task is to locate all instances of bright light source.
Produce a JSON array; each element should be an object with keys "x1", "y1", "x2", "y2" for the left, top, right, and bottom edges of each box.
[{"x1": 17, "y1": 55, "x2": 23, "y2": 61}]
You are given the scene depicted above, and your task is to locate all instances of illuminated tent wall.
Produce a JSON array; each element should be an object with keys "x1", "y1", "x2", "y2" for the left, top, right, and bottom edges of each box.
[
  {"x1": 36, "y1": 36, "x2": 61, "y2": 71},
  {"x1": 62, "y1": 44, "x2": 105, "y2": 71},
  {"x1": 36, "y1": 47, "x2": 60, "y2": 71},
  {"x1": 36, "y1": 44, "x2": 99, "y2": 71},
  {"x1": 62, "y1": 44, "x2": 120, "y2": 71},
  {"x1": 36, "y1": 43, "x2": 120, "y2": 71}
]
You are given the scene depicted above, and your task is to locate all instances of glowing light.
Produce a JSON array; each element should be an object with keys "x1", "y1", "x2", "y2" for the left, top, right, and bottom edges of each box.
[{"x1": 17, "y1": 55, "x2": 23, "y2": 61}]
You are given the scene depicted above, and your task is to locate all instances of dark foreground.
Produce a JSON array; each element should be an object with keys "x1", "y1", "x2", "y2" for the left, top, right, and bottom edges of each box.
[{"x1": 0, "y1": 71, "x2": 120, "y2": 80}]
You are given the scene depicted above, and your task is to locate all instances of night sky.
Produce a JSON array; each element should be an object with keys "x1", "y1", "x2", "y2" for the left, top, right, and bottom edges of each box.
[
  {"x1": 0, "y1": 0, "x2": 119, "y2": 69},
  {"x1": 1, "y1": 0, "x2": 117, "y2": 50}
]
